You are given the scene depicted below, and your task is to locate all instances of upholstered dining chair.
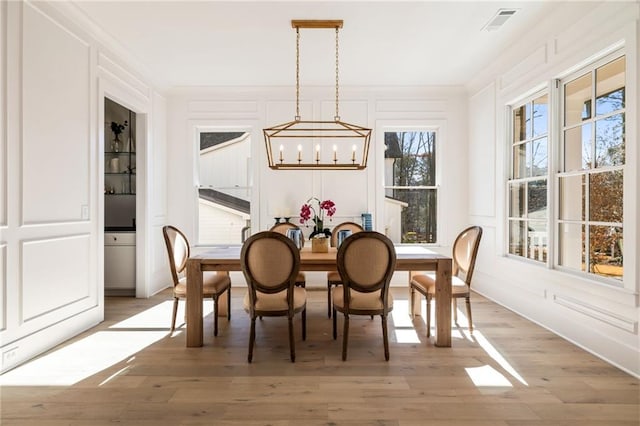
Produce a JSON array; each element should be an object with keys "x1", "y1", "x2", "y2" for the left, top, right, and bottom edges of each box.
[
  {"x1": 162, "y1": 225, "x2": 231, "y2": 336},
  {"x1": 241, "y1": 231, "x2": 307, "y2": 363},
  {"x1": 332, "y1": 231, "x2": 396, "y2": 361},
  {"x1": 270, "y1": 222, "x2": 306, "y2": 288},
  {"x1": 410, "y1": 225, "x2": 482, "y2": 337},
  {"x1": 326, "y1": 221, "x2": 364, "y2": 317}
]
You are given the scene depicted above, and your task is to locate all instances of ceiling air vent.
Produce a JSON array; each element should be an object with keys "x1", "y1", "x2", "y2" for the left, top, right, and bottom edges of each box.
[{"x1": 482, "y1": 9, "x2": 518, "y2": 32}]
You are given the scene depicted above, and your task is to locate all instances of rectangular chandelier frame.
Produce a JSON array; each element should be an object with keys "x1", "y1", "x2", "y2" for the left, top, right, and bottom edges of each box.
[
  {"x1": 263, "y1": 19, "x2": 372, "y2": 171},
  {"x1": 264, "y1": 119, "x2": 371, "y2": 170}
]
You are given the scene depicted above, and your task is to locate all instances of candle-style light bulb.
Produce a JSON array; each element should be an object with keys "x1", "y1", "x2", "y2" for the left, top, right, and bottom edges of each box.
[
  {"x1": 333, "y1": 144, "x2": 337, "y2": 163},
  {"x1": 297, "y1": 144, "x2": 302, "y2": 163},
  {"x1": 279, "y1": 144, "x2": 284, "y2": 162},
  {"x1": 351, "y1": 144, "x2": 357, "y2": 162},
  {"x1": 315, "y1": 144, "x2": 320, "y2": 163}
]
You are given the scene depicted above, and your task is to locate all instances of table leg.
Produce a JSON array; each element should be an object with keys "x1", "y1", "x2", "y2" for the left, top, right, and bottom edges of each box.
[
  {"x1": 434, "y1": 258, "x2": 452, "y2": 347},
  {"x1": 186, "y1": 259, "x2": 203, "y2": 347}
]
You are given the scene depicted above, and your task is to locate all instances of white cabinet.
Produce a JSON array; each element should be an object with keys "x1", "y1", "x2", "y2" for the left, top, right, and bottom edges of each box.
[{"x1": 104, "y1": 232, "x2": 135, "y2": 296}]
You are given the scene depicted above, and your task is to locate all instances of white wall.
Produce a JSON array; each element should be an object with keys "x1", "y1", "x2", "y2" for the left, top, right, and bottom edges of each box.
[
  {"x1": 0, "y1": 1, "x2": 167, "y2": 373},
  {"x1": 166, "y1": 86, "x2": 468, "y2": 288},
  {"x1": 467, "y1": 2, "x2": 639, "y2": 376}
]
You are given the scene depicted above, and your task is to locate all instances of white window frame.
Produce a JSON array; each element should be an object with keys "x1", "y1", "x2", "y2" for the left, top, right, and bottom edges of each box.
[
  {"x1": 506, "y1": 90, "x2": 550, "y2": 264},
  {"x1": 555, "y1": 51, "x2": 626, "y2": 286},
  {"x1": 381, "y1": 126, "x2": 441, "y2": 245}
]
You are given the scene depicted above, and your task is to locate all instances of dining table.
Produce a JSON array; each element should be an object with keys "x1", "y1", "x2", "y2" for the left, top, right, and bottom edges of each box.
[{"x1": 185, "y1": 245, "x2": 453, "y2": 347}]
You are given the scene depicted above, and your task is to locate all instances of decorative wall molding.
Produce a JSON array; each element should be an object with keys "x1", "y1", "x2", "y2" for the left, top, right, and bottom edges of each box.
[
  {"x1": 188, "y1": 100, "x2": 259, "y2": 114},
  {"x1": 553, "y1": 293, "x2": 638, "y2": 333},
  {"x1": 0, "y1": 243, "x2": 6, "y2": 331},
  {"x1": 468, "y1": 82, "x2": 496, "y2": 218},
  {"x1": 499, "y1": 44, "x2": 548, "y2": 92},
  {"x1": 22, "y1": 2, "x2": 90, "y2": 225},
  {"x1": 20, "y1": 234, "x2": 91, "y2": 323},
  {"x1": 0, "y1": 0, "x2": 6, "y2": 227},
  {"x1": 376, "y1": 100, "x2": 446, "y2": 113},
  {"x1": 98, "y1": 50, "x2": 151, "y2": 102}
]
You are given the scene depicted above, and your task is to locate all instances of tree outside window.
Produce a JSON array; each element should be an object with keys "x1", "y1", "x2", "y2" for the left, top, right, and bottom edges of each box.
[
  {"x1": 384, "y1": 131, "x2": 437, "y2": 244},
  {"x1": 558, "y1": 55, "x2": 625, "y2": 281},
  {"x1": 508, "y1": 93, "x2": 549, "y2": 262}
]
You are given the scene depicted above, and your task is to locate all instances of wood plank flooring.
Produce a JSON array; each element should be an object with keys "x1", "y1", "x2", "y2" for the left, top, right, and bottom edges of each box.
[{"x1": 1, "y1": 288, "x2": 638, "y2": 425}]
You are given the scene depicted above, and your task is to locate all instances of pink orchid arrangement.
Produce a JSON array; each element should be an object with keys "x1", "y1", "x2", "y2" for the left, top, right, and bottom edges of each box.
[{"x1": 299, "y1": 197, "x2": 336, "y2": 230}]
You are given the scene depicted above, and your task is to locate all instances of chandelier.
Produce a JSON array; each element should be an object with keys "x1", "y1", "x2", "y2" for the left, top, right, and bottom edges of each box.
[{"x1": 263, "y1": 20, "x2": 372, "y2": 170}]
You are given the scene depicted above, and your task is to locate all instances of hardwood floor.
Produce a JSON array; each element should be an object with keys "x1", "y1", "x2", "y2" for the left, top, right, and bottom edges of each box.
[{"x1": 1, "y1": 288, "x2": 638, "y2": 425}]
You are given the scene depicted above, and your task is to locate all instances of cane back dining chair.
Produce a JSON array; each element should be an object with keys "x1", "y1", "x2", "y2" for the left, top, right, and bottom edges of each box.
[
  {"x1": 326, "y1": 221, "x2": 364, "y2": 317},
  {"x1": 162, "y1": 225, "x2": 231, "y2": 336},
  {"x1": 332, "y1": 231, "x2": 396, "y2": 361},
  {"x1": 241, "y1": 231, "x2": 307, "y2": 363},
  {"x1": 270, "y1": 222, "x2": 306, "y2": 288},
  {"x1": 410, "y1": 225, "x2": 482, "y2": 337}
]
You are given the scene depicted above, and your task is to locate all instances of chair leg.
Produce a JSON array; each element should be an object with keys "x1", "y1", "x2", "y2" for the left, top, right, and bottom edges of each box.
[
  {"x1": 465, "y1": 296, "x2": 473, "y2": 333},
  {"x1": 302, "y1": 308, "x2": 307, "y2": 341},
  {"x1": 288, "y1": 316, "x2": 296, "y2": 363},
  {"x1": 248, "y1": 317, "x2": 256, "y2": 363},
  {"x1": 453, "y1": 298, "x2": 458, "y2": 325},
  {"x1": 382, "y1": 314, "x2": 390, "y2": 361},
  {"x1": 327, "y1": 283, "x2": 333, "y2": 318},
  {"x1": 426, "y1": 294, "x2": 432, "y2": 338},
  {"x1": 410, "y1": 286, "x2": 415, "y2": 318},
  {"x1": 227, "y1": 287, "x2": 231, "y2": 320},
  {"x1": 213, "y1": 295, "x2": 219, "y2": 337},
  {"x1": 341, "y1": 314, "x2": 349, "y2": 361},
  {"x1": 332, "y1": 308, "x2": 338, "y2": 340},
  {"x1": 171, "y1": 297, "x2": 179, "y2": 331}
]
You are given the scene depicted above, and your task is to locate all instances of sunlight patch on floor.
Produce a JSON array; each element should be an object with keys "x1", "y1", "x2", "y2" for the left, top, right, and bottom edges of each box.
[
  {"x1": 391, "y1": 300, "x2": 421, "y2": 343},
  {"x1": 0, "y1": 330, "x2": 167, "y2": 386},
  {"x1": 110, "y1": 300, "x2": 213, "y2": 329},
  {"x1": 472, "y1": 330, "x2": 529, "y2": 386},
  {"x1": 465, "y1": 365, "x2": 513, "y2": 387}
]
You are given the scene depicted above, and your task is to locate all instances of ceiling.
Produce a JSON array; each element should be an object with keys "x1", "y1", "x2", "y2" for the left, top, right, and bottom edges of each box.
[{"x1": 70, "y1": 1, "x2": 600, "y2": 90}]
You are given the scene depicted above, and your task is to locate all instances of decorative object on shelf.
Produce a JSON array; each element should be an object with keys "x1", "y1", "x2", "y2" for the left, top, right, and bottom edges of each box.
[
  {"x1": 110, "y1": 120, "x2": 128, "y2": 153},
  {"x1": 300, "y1": 197, "x2": 335, "y2": 239},
  {"x1": 109, "y1": 157, "x2": 120, "y2": 173},
  {"x1": 263, "y1": 20, "x2": 371, "y2": 170}
]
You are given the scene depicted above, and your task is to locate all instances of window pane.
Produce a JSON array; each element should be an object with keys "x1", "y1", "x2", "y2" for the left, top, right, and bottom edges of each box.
[
  {"x1": 532, "y1": 94, "x2": 548, "y2": 137},
  {"x1": 559, "y1": 223, "x2": 586, "y2": 272},
  {"x1": 387, "y1": 188, "x2": 436, "y2": 243},
  {"x1": 532, "y1": 137, "x2": 547, "y2": 176},
  {"x1": 528, "y1": 179, "x2": 547, "y2": 217},
  {"x1": 595, "y1": 56, "x2": 625, "y2": 116},
  {"x1": 198, "y1": 132, "x2": 251, "y2": 244},
  {"x1": 589, "y1": 170, "x2": 623, "y2": 223},
  {"x1": 559, "y1": 175, "x2": 584, "y2": 221},
  {"x1": 527, "y1": 221, "x2": 548, "y2": 262},
  {"x1": 513, "y1": 143, "x2": 527, "y2": 179},
  {"x1": 385, "y1": 131, "x2": 436, "y2": 186},
  {"x1": 565, "y1": 73, "x2": 592, "y2": 126},
  {"x1": 589, "y1": 225, "x2": 623, "y2": 281},
  {"x1": 509, "y1": 182, "x2": 525, "y2": 218},
  {"x1": 513, "y1": 104, "x2": 529, "y2": 142},
  {"x1": 595, "y1": 113, "x2": 625, "y2": 167},
  {"x1": 508, "y1": 220, "x2": 527, "y2": 256},
  {"x1": 564, "y1": 124, "x2": 592, "y2": 171}
]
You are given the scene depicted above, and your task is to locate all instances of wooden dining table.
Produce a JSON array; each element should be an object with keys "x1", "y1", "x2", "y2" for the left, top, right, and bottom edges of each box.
[{"x1": 186, "y1": 245, "x2": 453, "y2": 347}]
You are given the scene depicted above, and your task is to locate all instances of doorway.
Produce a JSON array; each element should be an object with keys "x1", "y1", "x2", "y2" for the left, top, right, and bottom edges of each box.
[{"x1": 104, "y1": 98, "x2": 137, "y2": 296}]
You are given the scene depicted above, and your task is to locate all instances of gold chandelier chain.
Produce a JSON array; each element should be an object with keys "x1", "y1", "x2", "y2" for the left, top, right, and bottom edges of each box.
[
  {"x1": 335, "y1": 27, "x2": 340, "y2": 121},
  {"x1": 295, "y1": 27, "x2": 300, "y2": 121}
]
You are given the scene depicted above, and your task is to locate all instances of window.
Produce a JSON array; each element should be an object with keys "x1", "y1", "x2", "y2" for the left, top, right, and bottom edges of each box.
[
  {"x1": 197, "y1": 131, "x2": 251, "y2": 245},
  {"x1": 507, "y1": 93, "x2": 549, "y2": 262},
  {"x1": 558, "y1": 56, "x2": 625, "y2": 281},
  {"x1": 384, "y1": 131, "x2": 437, "y2": 244}
]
